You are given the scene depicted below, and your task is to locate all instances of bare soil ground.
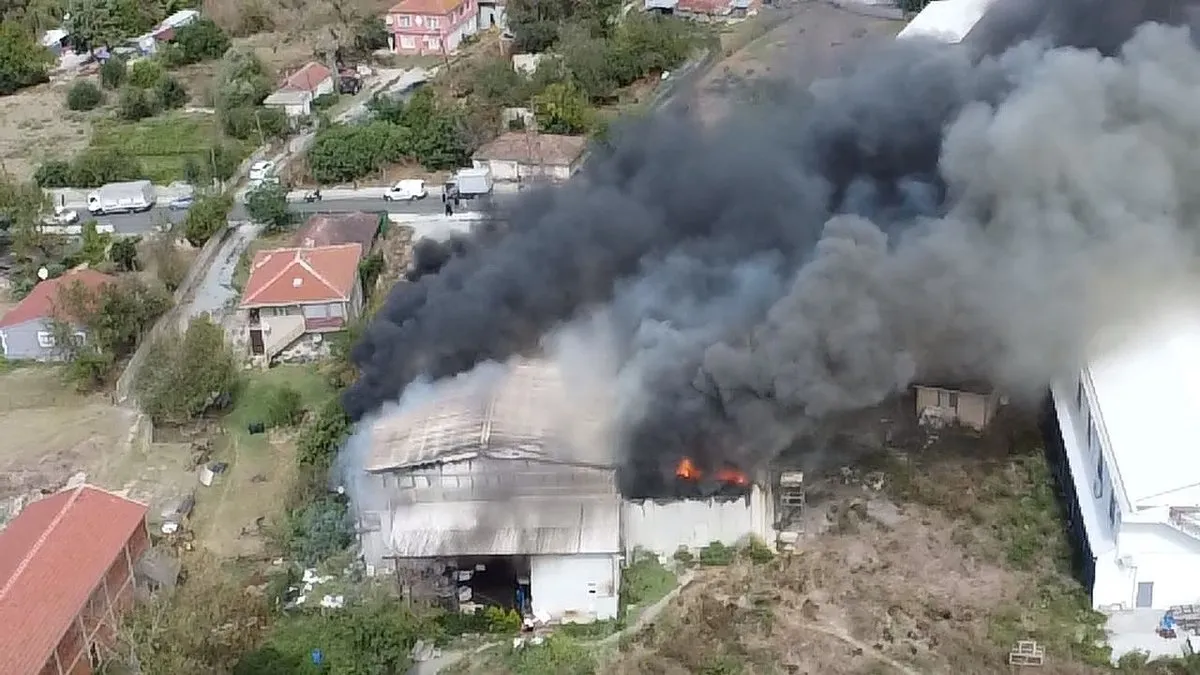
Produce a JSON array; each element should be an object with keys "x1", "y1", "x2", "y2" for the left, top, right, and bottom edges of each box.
[
  {"x1": 695, "y1": 3, "x2": 905, "y2": 124},
  {"x1": 0, "y1": 80, "x2": 97, "y2": 179},
  {"x1": 0, "y1": 366, "x2": 195, "y2": 525},
  {"x1": 603, "y1": 411, "x2": 1110, "y2": 675}
]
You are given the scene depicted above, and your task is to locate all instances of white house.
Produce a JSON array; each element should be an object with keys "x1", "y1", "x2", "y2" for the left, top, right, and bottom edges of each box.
[
  {"x1": 1049, "y1": 307, "x2": 1200, "y2": 613},
  {"x1": 263, "y1": 62, "x2": 336, "y2": 119},
  {"x1": 472, "y1": 133, "x2": 588, "y2": 183}
]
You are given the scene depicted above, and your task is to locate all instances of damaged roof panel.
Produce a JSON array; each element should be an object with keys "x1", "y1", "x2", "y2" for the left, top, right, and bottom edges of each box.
[{"x1": 383, "y1": 495, "x2": 621, "y2": 556}]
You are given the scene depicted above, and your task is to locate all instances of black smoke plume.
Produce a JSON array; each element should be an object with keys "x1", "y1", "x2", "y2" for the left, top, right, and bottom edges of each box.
[{"x1": 345, "y1": 0, "x2": 1200, "y2": 495}]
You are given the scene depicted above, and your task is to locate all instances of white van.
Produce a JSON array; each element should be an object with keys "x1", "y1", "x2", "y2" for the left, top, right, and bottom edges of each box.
[{"x1": 383, "y1": 179, "x2": 428, "y2": 202}]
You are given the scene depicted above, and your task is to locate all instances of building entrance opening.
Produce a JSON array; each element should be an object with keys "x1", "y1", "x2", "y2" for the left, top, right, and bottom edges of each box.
[{"x1": 450, "y1": 556, "x2": 530, "y2": 615}]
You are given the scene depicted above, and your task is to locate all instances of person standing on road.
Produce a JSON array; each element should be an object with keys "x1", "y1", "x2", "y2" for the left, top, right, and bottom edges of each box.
[{"x1": 445, "y1": 201, "x2": 453, "y2": 216}]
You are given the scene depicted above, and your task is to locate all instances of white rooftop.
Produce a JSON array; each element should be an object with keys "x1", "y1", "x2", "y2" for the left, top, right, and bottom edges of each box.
[
  {"x1": 1088, "y1": 308, "x2": 1200, "y2": 508},
  {"x1": 897, "y1": 0, "x2": 994, "y2": 43}
]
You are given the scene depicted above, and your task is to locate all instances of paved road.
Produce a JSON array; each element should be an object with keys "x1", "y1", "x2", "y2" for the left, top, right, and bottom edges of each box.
[{"x1": 102, "y1": 192, "x2": 518, "y2": 235}]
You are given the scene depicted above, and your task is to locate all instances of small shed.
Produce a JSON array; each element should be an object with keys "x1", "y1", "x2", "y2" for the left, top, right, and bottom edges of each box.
[
  {"x1": 914, "y1": 381, "x2": 1000, "y2": 431},
  {"x1": 472, "y1": 132, "x2": 588, "y2": 183},
  {"x1": 263, "y1": 89, "x2": 316, "y2": 119}
]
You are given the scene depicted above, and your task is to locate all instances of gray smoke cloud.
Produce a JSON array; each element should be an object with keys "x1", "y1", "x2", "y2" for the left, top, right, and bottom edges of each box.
[{"x1": 344, "y1": 0, "x2": 1200, "y2": 496}]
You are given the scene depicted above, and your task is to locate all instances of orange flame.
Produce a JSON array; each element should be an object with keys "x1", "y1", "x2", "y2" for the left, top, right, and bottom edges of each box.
[
  {"x1": 676, "y1": 457, "x2": 701, "y2": 481},
  {"x1": 715, "y1": 467, "x2": 749, "y2": 486}
]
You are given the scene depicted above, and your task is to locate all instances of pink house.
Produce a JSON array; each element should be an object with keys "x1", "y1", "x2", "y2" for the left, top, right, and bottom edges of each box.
[{"x1": 385, "y1": 0, "x2": 479, "y2": 55}]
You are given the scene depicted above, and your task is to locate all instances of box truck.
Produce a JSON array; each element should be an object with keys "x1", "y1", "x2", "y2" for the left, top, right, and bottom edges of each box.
[
  {"x1": 443, "y1": 168, "x2": 493, "y2": 200},
  {"x1": 86, "y1": 180, "x2": 156, "y2": 215}
]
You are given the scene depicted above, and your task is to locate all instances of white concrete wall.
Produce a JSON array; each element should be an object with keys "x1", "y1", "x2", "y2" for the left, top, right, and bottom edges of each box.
[
  {"x1": 530, "y1": 554, "x2": 620, "y2": 622},
  {"x1": 1101, "y1": 522, "x2": 1200, "y2": 610},
  {"x1": 621, "y1": 484, "x2": 775, "y2": 555}
]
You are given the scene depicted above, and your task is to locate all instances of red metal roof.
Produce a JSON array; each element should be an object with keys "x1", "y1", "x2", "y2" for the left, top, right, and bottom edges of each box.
[
  {"x1": 389, "y1": 0, "x2": 466, "y2": 14},
  {"x1": 239, "y1": 244, "x2": 363, "y2": 308},
  {"x1": 281, "y1": 61, "x2": 334, "y2": 93},
  {"x1": 0, "y1": 486, "x2": 148, "y2": 675},
  {"x1": 0, "y1": 269, "x2": 115, "y2": 329}
]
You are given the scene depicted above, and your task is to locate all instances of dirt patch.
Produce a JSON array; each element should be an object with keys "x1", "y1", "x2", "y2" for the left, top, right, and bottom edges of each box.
[
  {"x1": 604, "y1": 414, "x2": 1109, "y2": 675},
  {"x1": 0, "y1": 80, "x2": 97, "y2": 179},
  {"x1": 695, "y1": 4, "x2": 905, "y2": 124},
  {"x1": 0, "y1": 367, "x2": 200, "y2": 522}
]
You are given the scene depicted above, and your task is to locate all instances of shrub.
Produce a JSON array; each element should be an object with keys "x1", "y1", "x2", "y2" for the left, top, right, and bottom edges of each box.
[
  {"x1": 743, "y1": 536, "x2": 775, "y2": 564},
  {"x1": 117, "y1": 86, "x2": 161, "y2": 121},
  {"x1": 182, "y1": 193, "x2": 233, "y2": 246},
  {"x1": 99, "y1": 55, "x2": 127, "y2": 89},
  {"x1": 506, "y1": 635, "x2": 595, "y2": 675},
  {"x1": 172, "y1": 18, "x2": 231, "y2": 65},
  {"x1": 296, "y1": 396, "x2": 350, "y2": 468},
  {"x1": 699, "y1": 541, "x2": 735, "y2": 566},
  {"x1": 128, "y1": 59, "x2": 165, "y2": 88},
  {"x1": 220, "y1": 105, "x2": 288, "y2": 141},
  {"x1": 68, "y1": 146, "x2": 145, "y2": 187},
  {"x1": 66, "y1": 80, "x2": 103, "y2": 111},
  {"x1": 284, "y1": 495, "x2": 353, "y2": 565},
  {"x1": 33, "y1": 160, "x2": 73, "y2": 188},
  {"x1": 155, "y1": 76, "x2": 188, "y2": 109},
  {"x1": 262, "y1": 384, "x2": 304, "y2": 428}
]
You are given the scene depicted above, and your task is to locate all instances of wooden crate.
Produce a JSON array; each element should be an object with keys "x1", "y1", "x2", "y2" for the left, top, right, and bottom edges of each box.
[{"x1": 1008, "y1": 640, "x2": 1045, "y2": 667}]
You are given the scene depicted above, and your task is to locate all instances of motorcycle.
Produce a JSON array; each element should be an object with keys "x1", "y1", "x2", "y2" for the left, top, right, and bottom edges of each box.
[{"x1": 303, "y1": 189, "x2": 323, "y2": 203}]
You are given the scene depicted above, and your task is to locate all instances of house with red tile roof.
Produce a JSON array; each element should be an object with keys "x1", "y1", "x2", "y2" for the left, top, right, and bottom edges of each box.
[
  {"x1": 385, "y1": 0, "x2": 479, "y2": 55},
  {"x1": 0, "y1": 269, "x2": 115, "y2": 362},
  {"x1": 263, "y1": 61, "x2": 336, "y2": 119},
  {"x1": 239, "y1": 243, "x2": 365, "y2": 359},
  {"x1": 0, "y1": 485, "x2": 150, "y2": 675}
]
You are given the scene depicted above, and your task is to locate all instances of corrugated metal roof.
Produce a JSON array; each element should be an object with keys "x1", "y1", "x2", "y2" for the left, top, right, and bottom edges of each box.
[
  {"x1": 383, "y1": 495, "x2": 621, "y2": 556},
  {"x1": 897, "y1": 0, "x2": 994, "y2": 43},
  {"x1": 367, "y1": 358, "x2": 613, "y2": 472}
]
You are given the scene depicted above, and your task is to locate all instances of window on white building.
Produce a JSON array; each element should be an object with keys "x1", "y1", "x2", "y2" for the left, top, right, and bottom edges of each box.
[
  {"x1": 1077, "y1": 377, "x2": 1084, "y2": 407},
  {"x1": 398, "y1": 15, "x2": 411, "y2": 26},
  {"x1": 1093, "y1": 454, "x2": 1105, "y2": 499},
  {"x1": 1108, "y1": 494, "x2": 1117, "y2": 527},
  {"x1": 937, "y1": 390, "x2": 958, "y2": 410},
  {"x1": 400, "y1": 35, "x2": 416, "y2": 49},
  {"x1": 36, "y1": 331, "x2": 54, "y2": 348},
  {"x1": 1087, "y1": 420, "x2": 1100, "y2": 458},
  {"x1": 428, "y1": 17, "x2": 440, "y2": 27}
]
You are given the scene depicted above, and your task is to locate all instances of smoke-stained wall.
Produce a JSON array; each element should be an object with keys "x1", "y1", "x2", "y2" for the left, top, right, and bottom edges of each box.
[{"x1": 344, "y1": 0, "x2": 1200, "y2": 494}]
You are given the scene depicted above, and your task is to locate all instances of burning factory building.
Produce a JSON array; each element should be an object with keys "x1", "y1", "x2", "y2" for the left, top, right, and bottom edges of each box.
[{"x1": 346, "y1": 357, "x2": 777, "y2": 624}]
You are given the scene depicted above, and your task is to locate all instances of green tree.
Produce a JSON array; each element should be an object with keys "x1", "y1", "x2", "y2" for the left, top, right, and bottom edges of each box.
[
  {"x1": 136, "y1": 314, "x2": 240, "y2": 425},
  {"x1": 214, "y1": 46, "x2": 271, "y2": 110},
  {"x1": 98, "y1": 54, "x2": 127, "y2": 89},
  {"x1": 128, "y1": 58, "x2": 164, "y2": 88},
  {"x1": 352, "y1": 16, "x2": 389, "y2": 54},
  {"x1": 559, "y1": 27, "x2": 621, "y2": 102},
  {"x1": 69, "y1": 145, "x2": 145, "y2": 186},
  {"x1": 0, "y1": 21, "x2": 53, "y2": 95},
  {"x1": 470, "y1": 58, "x2": 525, "y2": 107},
  {"x1": 155, "y1": 75, "x2": 188, "y2": 109},
  {"x1": 78, "y1": 219, "x2": 111, "y2": 264},
  {"x1": 116, "y1": 85, "x2": 160, "y2": 121},
  {"x1": 147, "y1": 232, "x2": 187, "y2": 291},
  {"x1": 171, "y1": 17, "x2": 231, "y2": 65},
  {"x1": 67, "y1": 0, "x2": 158, "y2": 50},
  {"x1": 33, "y1": 160, "x2": 72, "y2": 188},
  {"x1": 57, "y1": 274, "x2": 170, "y2": 359},
  {"x1": 285, "y1": 495, "x2": 353, "y2": 564},
  {"x1": 245, "y1": 182, "x2": 292, "y2": 232},
  {"x1": 109, "y1": 236, "x2": 139, "y2": 270},
  {"x1": 296, "y1": 396, "x2": 350, "y2": 468},
  {"x1": 534, "y1": 80, "x2": 591, "y2": 134},
  {"x1": 66, "y1": 80, "x2": 104, "y2": 111},
  {"x1": 182, "y1": 193, "x2": 232, "y2": 246},
  {"x1": 221, "y1": 105, "x2": 288, "y2": 142},
  {"x1": 262, "y1": 384, "x2": 303, "y2": 427}
]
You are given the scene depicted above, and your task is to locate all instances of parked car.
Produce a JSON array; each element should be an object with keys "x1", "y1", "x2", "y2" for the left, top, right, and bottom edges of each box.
[
  {"x1": 249, "y1": 160, "x2": 278, "y2": 188},
  {"x1": 168, "y1": 195, "x2": 194, "y2": 211},
  {"x1": 383, "y1": 179, "x2": 427, "y2": 202},
  {"x1": 41, "y1": 208, "x2": 79, "y2": 226}
]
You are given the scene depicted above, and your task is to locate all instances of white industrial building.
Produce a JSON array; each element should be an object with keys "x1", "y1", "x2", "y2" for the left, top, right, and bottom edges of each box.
[
  {"x1": 1049, "y1": 308, "x2": 1200, "y2": 615},
  {"x1": 897, "y1": 0, "x2": 994, "y2": 43},
  {"x1": 351, "y1": 358, "x2": 775, "y2": 624}
]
